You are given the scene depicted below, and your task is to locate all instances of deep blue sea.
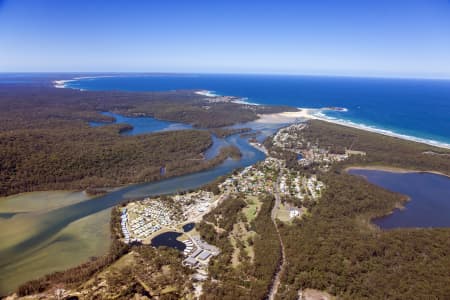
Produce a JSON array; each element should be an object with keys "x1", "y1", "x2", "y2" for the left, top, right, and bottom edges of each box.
[{"x1": 63, "y1": 74, "x2": 450, "y2": 147}]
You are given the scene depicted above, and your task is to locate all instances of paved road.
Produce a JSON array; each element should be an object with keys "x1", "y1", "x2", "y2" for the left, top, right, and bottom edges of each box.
[{"x1": 267, "y1": 168, "x2": 286, "y2": 300}]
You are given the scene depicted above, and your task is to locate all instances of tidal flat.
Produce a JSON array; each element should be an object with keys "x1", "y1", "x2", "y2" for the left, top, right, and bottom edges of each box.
[{"x1": 0, "y1": 191, "x2": 111, "y2": 295}]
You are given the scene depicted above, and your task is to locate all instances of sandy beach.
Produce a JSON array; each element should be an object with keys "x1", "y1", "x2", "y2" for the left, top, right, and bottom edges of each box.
[
  {"x1": 257, "y1": 108, "x2": 450, "y2": 150},
  {"x1": 55, "y1": 82, "x2": 450, "y2": 151},
  {"x1": 345, "y1": 165, "x2": 450, "y2": 178},
  {"x1": 255, "y1": 109, "x2": 318, "y2": 124},
  {"x1": 53, "y1": 75, "x2": 117, "y2": 89}
]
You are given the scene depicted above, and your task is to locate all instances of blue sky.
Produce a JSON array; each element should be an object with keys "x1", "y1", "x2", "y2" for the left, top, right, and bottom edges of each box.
[{"x1": 1, "y1": 0, "x2": 450, "y2": 78}]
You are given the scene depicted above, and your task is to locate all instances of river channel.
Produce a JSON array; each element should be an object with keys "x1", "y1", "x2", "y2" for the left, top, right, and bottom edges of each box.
[{"x1": 0, "y1": 113, "x2": 291, "y2": 295}]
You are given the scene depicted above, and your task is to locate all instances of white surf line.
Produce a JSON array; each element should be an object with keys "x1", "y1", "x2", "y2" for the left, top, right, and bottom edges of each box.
[
  {"x1": 52, "y1": 75, "x2": 118, "y2": 89},
  {"x1": 296, "y1": 108, "x2": 450, "y2": 150}
]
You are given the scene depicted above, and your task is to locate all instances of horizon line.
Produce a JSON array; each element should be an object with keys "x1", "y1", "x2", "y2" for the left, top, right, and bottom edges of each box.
[{"x1": 1, "y1": 71, "x2": 450, "y2": 81}]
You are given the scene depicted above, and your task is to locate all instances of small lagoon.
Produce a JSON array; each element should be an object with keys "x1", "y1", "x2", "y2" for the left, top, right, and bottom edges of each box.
[
  {"x1": 349, "y1": 169, "x2": 450, "y2": 229},
  {"x1": 151, "y1": 232, "x2": 186, "y2": 251},
  {"x1": 90, "y1": 111, "x2": 192, "y2": 135},
  {"x1": 182, "y1": 222, "x2": 195, "y2": 232}
]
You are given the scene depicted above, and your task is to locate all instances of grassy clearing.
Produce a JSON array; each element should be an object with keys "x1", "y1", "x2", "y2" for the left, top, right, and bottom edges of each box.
[
  {"x1": 243, "y1": 195, "x2": 262, "y2": 222},
  {"x1": 276, "y1": 202, "x2": 291, "y2": 223},
  {"x1": 177, "y1": 227, "x2": 199, "y2": 241},
  {"x1": 226, "y1": 195, "x2": 263, "y2": 268},
  {"x1": 229, "y1": 234, "x2": 240, "y2": 268}
]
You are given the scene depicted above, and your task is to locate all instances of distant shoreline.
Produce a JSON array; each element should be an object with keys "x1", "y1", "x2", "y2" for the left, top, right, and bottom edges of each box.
[
  {"x1": 193, "y1": 89, "x2": 450, "y2": 151},
  {"x1": 345, "y1": 165, "x2": 450, "y2": 179},
  {"x1": 53, "y1": 75, "x2": 117, "y2": 89},
  {"x1": 53, "y1": 79, "x2": 450, "y2": 150},
  {"x1": 255, "y1": 109, "x2": 450, "y2": 150}
]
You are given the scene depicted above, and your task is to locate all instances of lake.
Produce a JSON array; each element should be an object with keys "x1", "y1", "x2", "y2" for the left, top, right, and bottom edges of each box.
[
  {"x1": 151, "y1": 232, "x2": 186, "y2": 251},
  {"x1": 348, "y1": 168, "x2": 450, "y2": 229}
]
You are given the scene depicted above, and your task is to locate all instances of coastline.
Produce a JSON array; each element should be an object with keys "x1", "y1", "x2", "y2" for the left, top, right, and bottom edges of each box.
[
  {"x1": 53, "y1": 75, "x2": 117, "y2": 89},
  {"x1": 53, "y1": 79, "x2": 450, "y2": 151},
  {"x1": 255, "y1": 108, "x2": 450, "y2": 150},
  {"x1": 345, "y1": 165, "x2": 450, "y2": 179},
  {"x1": 194, "y1": 89, "x2": 450, "y2": 151},
  {"x1": 194, "y1": 89, "x2": 261, "y2": 106},
  {"x1": 300, "y1": 108, "x2": 450, "y2": 150},
  {"x1": 8, "y1": 81, "x2": 450, "y2": 297}
]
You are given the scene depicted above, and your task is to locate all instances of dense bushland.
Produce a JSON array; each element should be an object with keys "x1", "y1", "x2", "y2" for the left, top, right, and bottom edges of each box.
[
  {"x1": 305, "y1": 120, "x2": 450, "y2": 174},
  {"x1": 273, "y1": 120, "x2": 450, "y2": 299},
  {"x1": 198, "y1": 194, "x2": 281, "y2": 300},
  {"x1": 0, "y1": 84, "x2": 292, "y2": 196}
]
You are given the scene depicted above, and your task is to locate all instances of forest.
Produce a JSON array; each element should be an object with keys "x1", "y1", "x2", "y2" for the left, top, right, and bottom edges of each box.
[
  {"x1": 8, "y1": 79, "x2": 450, "y2": 299},
  {"x1": 271, "y1": 120, "x2": 450, "y2": 299},
  {"x1": 0, "y1": 83, "x2": 293, "y2": 196},
  {"x1": 198, "y1": 194, "x2": 281, "y2": 300},
  {"x1": 303, "y1": 120, "x2": 450, "y2": 174},
  {"x1": 276, "y1": 171, "x2": 450, "y2": 299}
]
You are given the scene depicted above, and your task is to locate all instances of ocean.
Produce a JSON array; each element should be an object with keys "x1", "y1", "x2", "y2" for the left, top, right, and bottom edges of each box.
[{"x1": 62, "y1": 74, "x2": 450, "y2": 147}]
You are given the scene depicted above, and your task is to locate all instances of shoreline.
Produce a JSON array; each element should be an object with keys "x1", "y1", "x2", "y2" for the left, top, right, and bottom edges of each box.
[
  {"x1": 194, "y1": 89, "x2": 261, "y2": 106},
  {"x1": 53, "y1": 80, "x2": 450, "y2": 151},
  {"x1": 193, "y1": 89, "x2": 450, "y2": 151},
  {"x1": 299, "y1": 108, "x2": 450, "y2": 150},
  {"x1": 256, "y1": 108, "x2": 450, "y2": 150},
  {"x1": 53, "y1": 75, "x2": 118, "y2": 89},
  {"x1": 345, "y1": 165, "x2": 450, "y2": 179}
]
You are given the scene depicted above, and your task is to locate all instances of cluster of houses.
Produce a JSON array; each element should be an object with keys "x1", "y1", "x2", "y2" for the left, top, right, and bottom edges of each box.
[
  {"x1": 125, "y1": 199, "x2": 179, "y2": 240},
  {"x1": 120, "y1": 191, "x2": 218, "y2": 244},
  {"x1": 120, "y1": 208, "x2": 141, "y2": 244},
  {"x1": 289, "y1": 207, "x2": 301, "y2": 218},
  {"x1": 182, "y1": 235, "x2": 220, "y2": 270},
  {"x1": 217, "y1": 155, "x2": 326, "y2": 204},
  {"x1": 272, "y1": 123, "x2": 307, "y2": 151},
  {"x1": 173, "y1": 191, "x2": 215, "y2": 218},
  {"x1": 299, "y1": 146, "x2": 350, "y2": 168},
  {"x1": 279, "y1": 173, "x2": 324, "y2": 201},
  {"x1": 218, "y1": 157, "x2": 282, "y2": 196},
  {"x1": 120, "y1": 208, "x2": 130, "y2": 244},
  {"x1": 272, "y1": 123, "x2": 358, "y2": 169}
]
